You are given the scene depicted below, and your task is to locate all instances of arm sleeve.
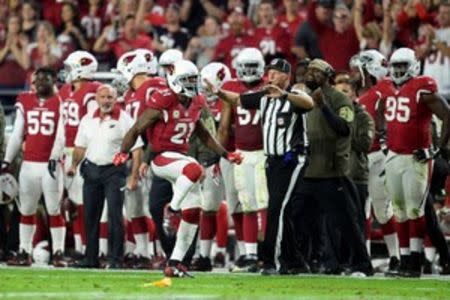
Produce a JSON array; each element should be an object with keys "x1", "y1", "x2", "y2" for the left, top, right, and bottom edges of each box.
[
  {"x1": 240, "y1": 90, "x2": 267, "y2": 110},
  {"x1": 351, "y1": 106, "x2": 375, "y2": 153},
  {"x1": 4, "y1": 108, "x2": 25, "y2": 163},
  {"x1": 122, "y1": 111, "x2": 144, "y2": 151},
  {"x1": 49, "y1": 106, "x2": 66, "y2": 160},
  {"x1": 321, "y1": 104, "x2": 351, "y2": 136}
]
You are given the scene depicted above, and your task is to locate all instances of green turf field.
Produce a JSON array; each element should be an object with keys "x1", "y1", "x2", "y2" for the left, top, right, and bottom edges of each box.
[{"x1": 0, "y1": 267, "x2": 449, "y2": 299}]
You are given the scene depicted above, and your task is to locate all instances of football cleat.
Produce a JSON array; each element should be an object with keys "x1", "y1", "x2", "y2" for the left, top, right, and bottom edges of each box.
[
  {"x1": 135, "y1": 255, "x2": 152, "y2": 270},
  {"x1": 7, "y1": 249, "x2": 32, "y2": 266},
  {"x1": 164, "y1": 261, "x2": 194, "y2": 278},
  {"x1": 213, "y1": 252, "x2": 226, "y2": 268},
  {"x1": 191, "y1": 256, "x2": 213, "y2": 272},
  {"x1": 52, "y1": 250, "x2": 68, "y2": 268}
]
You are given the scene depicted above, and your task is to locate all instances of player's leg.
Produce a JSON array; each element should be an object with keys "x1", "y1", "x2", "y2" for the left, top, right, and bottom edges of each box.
[
  {"x1": 214, "y1": 201, "x2": 228, "y2": 267},
  {"x1": 99, "y1": 203, "x2": 108, "y2": 264},
  {"x1": 64, "y1": 150, "x2": 86, "y2": 255},
  {"x1": 403, "y1": 157, "x2": 432, "y2": 277},
  {"x1": 384, "y1": 153, "x2": 408, "y2": 276},
  {"x1": 42, "y1": 160, "x2": 66, "y2": 266},
  {"x1": 151, "y1": 152, "x2": 204, "y2": 211},
  {"x1": 165, "y1": 185, "x2": 202, "y2": 277},
  {"x1": 368, "y1": 151, "x2": 399, "y2": 265},
  {"x1": 254, "y1": 151, "x2": 268, "y2": 243},
  {"x1": 195, "y1": 164, "x2": 222, "y2": 271},
  {"x1": 8, "y1": 161, "x2": 42, "y2": 265},
  {"x1": 125, "y1": 185, "x2": 150, "y2": 268}
]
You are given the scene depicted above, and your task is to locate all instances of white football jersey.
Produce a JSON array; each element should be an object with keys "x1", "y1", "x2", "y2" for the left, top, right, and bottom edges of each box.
[{"x1": 423, "y1": 28, "x2": 450, "y2": 95}]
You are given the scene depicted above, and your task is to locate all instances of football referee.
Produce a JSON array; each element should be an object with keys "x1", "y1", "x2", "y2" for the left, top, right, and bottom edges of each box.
[{"x1": 205, "y1": 58, "x2": 314, "y2": 275}]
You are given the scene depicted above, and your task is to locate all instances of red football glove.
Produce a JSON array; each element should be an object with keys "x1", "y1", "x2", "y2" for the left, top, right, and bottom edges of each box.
[
  {"x1": 113, "y1": 152, "x2": 129, "y2": 166},
  {"x1": 227, "y1": 152, "x2": 243, "y2": 165}
]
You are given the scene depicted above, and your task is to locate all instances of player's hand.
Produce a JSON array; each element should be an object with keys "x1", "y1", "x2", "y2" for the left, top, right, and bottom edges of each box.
[
  {"x1": 66, "y1": 166, "x2": 76, "y2": 177},
  {"x1": 48, "y1": 159, "x2": 57, "y2": 179},
  {"x1": 413, "y1": 148, "x2": 435, "y2": 163},
  {"x1": 113, "y1": 152, "x2": 129, "y2": 166},
  {"x1": 139, "y1": 162, "x2": 149, "y2": 178},
  {"x1": 227, "y1": 152, "x2": 243, "y2": 165},
  {"x1": 127, "y1": 175, "x2": 139, "y2": 191}
]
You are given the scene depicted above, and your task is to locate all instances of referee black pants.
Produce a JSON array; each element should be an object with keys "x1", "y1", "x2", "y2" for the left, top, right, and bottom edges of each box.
[
  {"x1": 261, "y1": 156, "x2": 306, "y2": 270},
  {"x1": 81, "y1": 160, "x2": 126, "y2": 266}
]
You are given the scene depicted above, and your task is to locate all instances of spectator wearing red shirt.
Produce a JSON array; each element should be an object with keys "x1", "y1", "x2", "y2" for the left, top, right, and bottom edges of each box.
[
  {"x1": 0, "y1": 15, "x2": 28, "y2": 88},
  {"x1": 277, "y1": 0, "x2": 307, "y2": 39},
  {"x1": 213, "y1": 7, "x2": 257, "y2": 73},
  {"x1": 316, "y1": 3, "x2": 360, "y2": 72},
  {"x1": 253, "y1": 0, "x2": 292, "y2": 62},
  {"x1": 93, "y1": 14, "x2": 153, "y2": 60},
  {"x1": 23, "y1": 21, "x2": 68, "y2": 83}
]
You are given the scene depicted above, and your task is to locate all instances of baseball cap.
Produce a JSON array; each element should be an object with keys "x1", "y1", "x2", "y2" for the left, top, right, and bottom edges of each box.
[
  {"x1": 317, "y1": 0, "x2": 335, "y2": 9},
  {"x1": 266, "y1": 58, "x2": 291, "y2": 74},
  {"x1": 308, "y1": 59, "x2": 335, "y2": 77}
]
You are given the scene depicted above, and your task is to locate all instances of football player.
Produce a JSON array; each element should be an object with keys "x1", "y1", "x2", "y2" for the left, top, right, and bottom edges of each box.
[
  {"x1": 384, "y1": 48, "x2": 450, "y2": 277},
  {"x1": 116, "y1": 48, "x2": 165, "y2": 268},
  {"x1": 349, "y1": 50, "x2": 400, "y2": 272},
  {"x1": 3, "y1": 68, "x2": 66, "y2": 267},
  {"x1": 114, "y1": 59, "x2": 243, "y2": 277},
  {"x1": 192, "y1": 62, "x2": 232, "y2": 271},
  {"x1": 59, "y1": 51, "x2": 101, "y2": 257},
  {"x1": 218, "y1": 48, "x2": 268, "y2": 272}
]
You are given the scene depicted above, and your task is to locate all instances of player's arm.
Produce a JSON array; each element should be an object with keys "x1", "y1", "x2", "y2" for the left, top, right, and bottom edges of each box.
[
  {"x1": 120, "y1": 107, "x2": 161, "y2": 153},
  {"x1": 194, "y1": 119, "x2": 228, "y2": 158},
  {"x1": 217, "y1": 102, "x2": 232, "y2": 146},
  {"x1": 127, "y1": 147, "x2": 143, "y2": 190},
  {"x1": 49, "y1": 106, "x2": 66, "y2": 161},
  {"x1": 203, "y1": 79, "x2": 241, "y2": 106},
  {"x1": 4, "y1": 107, "x2": 25, "y2": 164},
  {"x1": 422, "y1": 93, "x2": 450, "y2": 151},
  {"x1": 71, "y1": 147, "x2": 86, "y2": 170}
]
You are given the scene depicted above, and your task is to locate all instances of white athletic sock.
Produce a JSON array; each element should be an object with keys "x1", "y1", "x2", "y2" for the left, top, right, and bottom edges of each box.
[
  {"x1": 133, "y1": 233, "x2": 149, "y2": 258},
  {"x1": 384, "y1": 232, "x2": 399, "y2": 258},
  {"x1": 424, "y1": 247, "x2": 436, "y2": 262},
  {"x1": 199, "y1": 239, "x2": 213, "y2": 258},
  {"x1": 74, "y1": 235, "x2": 83, "y2": 253},
  {"x1": 366, "y1": 240, "x2": 371, "y2": 257},
  {"x1": 19, "y1": 223, "x2": 35, "y2": 254},
  {"x1": 148, "y1": 241, "x2": 155, "y2": 258},
  {"x1": 216, "y1": 247, "x2": 226, "y2": 255},
  {"x1": 99, "y1": 238, "x2": 108, "y2": 256},
  {"x1": 410, "y1": 238, "x2": 423, "y2": 253},
  {"x1": 400, "y1": 247, "x2": 411, "y2": 256},
  {"x1": 170, "y1": 220, "x2": 198, "y2": 262},
  {"x1": 237, "y1": 241, "x2": 246, "y2": 257},
  {"x1": 50, "y1": 226, "x2": 66, "y2": 253},
  {"x1": 245, "y1": 243, "x2": 257, "y2": 257}
]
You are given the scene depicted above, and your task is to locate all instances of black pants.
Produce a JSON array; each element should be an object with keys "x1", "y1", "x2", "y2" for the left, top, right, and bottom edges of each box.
[
  {"x1": 354, "y1": 182, "x2": 368, "y2": 238},
  {"x1": 260, "y1": 156, "x2": 306, "y2": 270},
  {"x1": 0, "y1": 203, "x2": 20, "y2": 258},
  {"x1": 149, "y1": 176, "x2": 196, "y2": 265},
  {"x1": 296, "y1": 177, "x2": 372, "y2": 272},
  {"x1": 425, "y1": 194, "x2": 449, "y2": 265},
  {"x1": 81, "y1": 160, "x2": 126, "y2": 265}
]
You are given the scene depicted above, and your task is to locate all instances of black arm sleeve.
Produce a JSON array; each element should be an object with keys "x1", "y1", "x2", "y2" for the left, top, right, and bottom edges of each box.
[
  {"x1": 240, "y1": 90, "x2": 268, "y2": 110},
  {"x1": 321, "y1": 104, "x2": 350, "y2": 136}
]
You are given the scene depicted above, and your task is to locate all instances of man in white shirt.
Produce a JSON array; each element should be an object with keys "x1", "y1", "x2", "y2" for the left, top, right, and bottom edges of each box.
[{"x1": 68, "y1": 84, "x2": 143, "y2": 268}]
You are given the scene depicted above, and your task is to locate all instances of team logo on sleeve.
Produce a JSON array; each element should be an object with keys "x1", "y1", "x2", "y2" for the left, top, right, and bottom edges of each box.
[{"x1": 338, "y1": 106, "x2": 355, "y2": 122}]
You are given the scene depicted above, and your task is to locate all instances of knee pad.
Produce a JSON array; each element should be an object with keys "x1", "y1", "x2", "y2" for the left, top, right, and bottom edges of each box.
[
  {"x1": 181, "y1": 208, "x2": 201, "y2": 224},
  {"x1": 182, "y1": 163, "x2": 204, "y2": 183}
]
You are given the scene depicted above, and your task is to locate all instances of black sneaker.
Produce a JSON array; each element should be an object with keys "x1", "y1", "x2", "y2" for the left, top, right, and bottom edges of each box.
[
  {"x1": 244, "y1": 255, "x2": 260, "y2": 273},
  {"x1": 423, "y1": 259, "x2": 432, "y2": 274},
  {"x1": 7, "y1": 249, "x2": 32, "y2": 266},
  {"x1": 123, "y1": 253, "x2": 137, "y2": 269},
  {"x1": 261, "y1": 266, "x2": 278, "y2": 276},
  {"x1": 386, "y1": 255, "x2": 408, "y2": 277},
  {"x1": 213, "y1": 252, "x2": 225, "y2": 268},
  {"x1": 135, "y1": 255, "x2": 152, "y2": 269},
  {"x1": 70, "y1": 258, "x2": 99, "y2": 269},
  {"x1": 191, "y1": 256, "x2": 213, "y2": 272},
  {"x1": 388, "y1": 256, "x2": 400, "y2": 272},
  {"x1": 401, "y1": 252, "x2": 422, "y2": 278},
  {"x1": 229, "y1": 255, "x2": 246, "y2": 272},
  {"x1": 440, "y1": 262, "x2": 450, "y2": 275}
]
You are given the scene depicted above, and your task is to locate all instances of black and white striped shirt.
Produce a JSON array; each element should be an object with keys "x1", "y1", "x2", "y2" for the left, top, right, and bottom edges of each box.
[{"x1": 241, "y1": 88, "x2": 309, "y2": 157}]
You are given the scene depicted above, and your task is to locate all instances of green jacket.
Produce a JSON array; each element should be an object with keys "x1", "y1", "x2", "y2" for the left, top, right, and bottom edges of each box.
[
  {"x1": 349, "y1": 102, "x2": 375, "y2": 184},
  {"x1": 188, "y1": 107, "x2": 220, "y2": 167},
  {"x1": 304, "y1": 85, "x2": 355, "y2": 178}
]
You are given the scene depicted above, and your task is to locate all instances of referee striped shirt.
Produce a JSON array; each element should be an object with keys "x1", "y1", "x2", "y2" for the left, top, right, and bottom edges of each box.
[{"x1": 240, "y1": 88, "x2": 309, "y2": 156}]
